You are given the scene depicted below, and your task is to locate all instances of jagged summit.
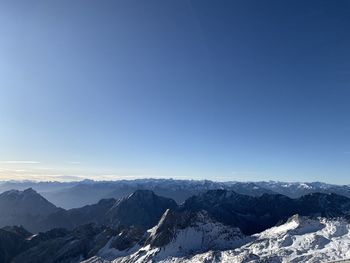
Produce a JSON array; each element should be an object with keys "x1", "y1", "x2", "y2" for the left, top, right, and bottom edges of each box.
[
  {"x1": 22, "y1": 187, "x2": 36, "y2": 193},
  {"x1": 1, "y1": 188, "x2": 36, "y2": 197},
  {"x1": 99, "y1": 209, "x2": 247, "y2": 263},
  {"x1": 0, "y1": 188, "x2": 57, "y2": 211},
  {"x1": 146, "y1": 209, "x2": 244, "y2": 249},
  {"x1": 106, "y1": 190, "x2": 178, "y2": 230}
]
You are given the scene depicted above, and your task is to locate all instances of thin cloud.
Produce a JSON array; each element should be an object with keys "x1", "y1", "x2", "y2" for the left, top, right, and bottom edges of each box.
[
  {"x1": 1, "y1": 161, "x2": 40, "y2": 164},
  {"x1": 68, "y1": 161, "x2": 81, "y2": 165}
]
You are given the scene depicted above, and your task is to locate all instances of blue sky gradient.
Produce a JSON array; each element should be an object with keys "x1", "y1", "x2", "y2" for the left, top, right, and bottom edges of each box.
[{"x1": 0, "y1": 0, "x2": 349, "y2": 183}]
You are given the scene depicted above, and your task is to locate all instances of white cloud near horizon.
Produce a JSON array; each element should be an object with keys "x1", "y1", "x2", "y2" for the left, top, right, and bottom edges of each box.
[{"x1": 1, "y1": 161, "x2": 41, "y2": 164}]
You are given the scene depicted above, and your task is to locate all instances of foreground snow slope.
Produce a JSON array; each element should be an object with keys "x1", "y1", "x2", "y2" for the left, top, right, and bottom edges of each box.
[
  {"x1": 82, "y1": 215, "x2": 350, "y2": 263},
  {"x1": 115, "y1": 210, "x2": 247, "y2": 262},
  {"x1": 160, "y1": 215, "x2": 350, "y2": 263},
  {"x1": 83, "y1": 210, "x2": 247, "y2": 263}
]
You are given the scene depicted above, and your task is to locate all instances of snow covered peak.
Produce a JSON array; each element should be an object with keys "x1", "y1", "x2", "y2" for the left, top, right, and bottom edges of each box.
[
  {"x1": 113, "y1": 210, "x2": 247, "y2": 263},
  {"x1": 83, "y1": 210, "x2": 248, "y2": 263},
  {"x1": 82, "y1": 213, "x2": 350, "y2": 263},
  {"x1": 146, "y1": 209, "x2": 242, "y2": 249},
  {"x1": 159, "y1": 216, "x2": 350, "y2": 263},
  {"x1": 257, "y1": 214, "x2": 326, "y2": 239}
]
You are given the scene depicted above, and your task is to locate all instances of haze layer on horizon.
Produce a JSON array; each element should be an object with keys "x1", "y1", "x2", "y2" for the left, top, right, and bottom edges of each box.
[{"x1": 0, "y1": 0, "x2": 349, "y2": 184}]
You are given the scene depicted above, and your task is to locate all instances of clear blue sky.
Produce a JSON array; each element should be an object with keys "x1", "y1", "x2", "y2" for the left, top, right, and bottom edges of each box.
[{"x1": 0, "y1": 0, "x2": 349, "y2": 183}]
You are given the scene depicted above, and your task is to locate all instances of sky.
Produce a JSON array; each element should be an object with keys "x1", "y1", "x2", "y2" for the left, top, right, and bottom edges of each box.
[{"x1": 0, "y1": 0, "x2": 349, "y2": 184}]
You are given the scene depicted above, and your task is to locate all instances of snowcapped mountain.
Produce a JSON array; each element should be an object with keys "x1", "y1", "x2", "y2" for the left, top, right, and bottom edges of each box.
[
  {"x1": 156, "y1": 215, "x2": 350, "y2": 263},
  {"x1": 1, "y1": 186, "x2": 350, "y2": 262},
  {"x1": 134, "y1": 210, "x2": 246, "y2": 261},
  {"x1": 79, "y1": 189, "x2": 350, "y2": 263},
  {"x1": 83, "y1": 209, "x2": 248, "y2": 263},
  {"x1": 255, "y1": 181, "x2": 350, "y2": 199},
  {"x1": 83, "y1": 214, "x2": 350, "y2": 263}
]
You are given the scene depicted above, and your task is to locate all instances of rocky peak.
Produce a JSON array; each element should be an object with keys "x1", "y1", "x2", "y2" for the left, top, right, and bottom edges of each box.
[
  {"x1": 146, "y1": 209, "x2": 228, "y2": 248},
  {"x1": 0, "y1": 188, "x2": 59, "y2": 233},
  {"x1": 106, "y1": 190, "x2": 178, "y2": 230}
]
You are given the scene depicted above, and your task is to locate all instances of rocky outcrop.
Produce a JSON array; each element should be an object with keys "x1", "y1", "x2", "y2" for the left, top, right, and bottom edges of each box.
[{"x1": 106, "y1": 190, "x2": 178, "y2": 230}]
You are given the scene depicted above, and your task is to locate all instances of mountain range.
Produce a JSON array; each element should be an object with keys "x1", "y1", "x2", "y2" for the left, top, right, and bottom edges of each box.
[
  {"x1": 0, "y1": 180, "x2": 350, "y2": 262},
  {"x1": 1, "y1": 179, "x2": 350, "y2": 209}
]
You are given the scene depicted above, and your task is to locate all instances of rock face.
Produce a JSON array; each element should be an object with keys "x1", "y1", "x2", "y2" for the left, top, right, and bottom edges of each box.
[
  {"x1": 82, "y1": 214, "x2": 350, "y2": 263},
  {"x1": 0, "y1": 226, "x2": 72, "y2": 263},
  {"x1": 181, "y1": 190, "x2": 350, "y2": 234},
  {"x1": 106, "y1": 190, "x2": 178, "y2": 230},
  {"x1": 89, "y1": 209, "x2": 247, "y2": 263},
  {"x1": 12, "y1": 224, "x2": 117, "y2": 263},
  {"x1": 0, "y1": 188, "x2": 117, "y2": 233},
  {"x1": 41, "y1": 198, "x2": 116, "y2": 231},
  {"x1": 0, "y1": 188, "x2": 177, "y2": 234},
  {"x1": 1, "y1": 225, "x2": 32, "y2": 238},
  {"x1": 94, "y1": 226, "x2": 146, "y2": 261},
  {"x1": 146, "y1": 209, "x2": 195, "y2": 248},
  {"x1": 164, "y1": 215, "x2": 350, "y2": 263},
  {"x1": 43, "y1": 190, "x2": 177, "y2": 232},
  {"x1": 295, "y1": 192, "x2": 350, "y2": 217},
  {"x1": 0, "y1": 188, "x2": 59, "y2": 232},
  {"x1": 146, "y1": 209, "x2": 247, "y2": 251},
  {"x1": 0, "y1": 226, "x2": 32, "y2": 263}
]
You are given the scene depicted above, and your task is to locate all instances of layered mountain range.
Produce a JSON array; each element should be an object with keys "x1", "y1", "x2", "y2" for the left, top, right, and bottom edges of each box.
[
  {"x1": 0, "y1": 182, "x2": 350, "y2": 262},
  {"x1": 1, "y1": 179, "x2": 350, "y2": 209}
]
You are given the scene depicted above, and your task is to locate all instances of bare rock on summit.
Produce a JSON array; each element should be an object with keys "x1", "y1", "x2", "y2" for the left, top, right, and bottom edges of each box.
[{"x1": 106, "y1": 190, "x2": 178, "y2": 230}]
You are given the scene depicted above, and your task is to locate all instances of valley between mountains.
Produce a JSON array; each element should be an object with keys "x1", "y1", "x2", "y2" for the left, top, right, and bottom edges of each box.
[{"x1": 0, "y1": 180, "x2": 350, "y2": 262}]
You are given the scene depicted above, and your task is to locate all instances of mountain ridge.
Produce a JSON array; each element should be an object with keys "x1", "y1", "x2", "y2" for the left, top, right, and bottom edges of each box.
[
  {"x1": 1, "y1": 187, "x2": 350, "y2": 262},
  {"x1": 2, "y1": 179, "x2": 350, "y2": 209}
]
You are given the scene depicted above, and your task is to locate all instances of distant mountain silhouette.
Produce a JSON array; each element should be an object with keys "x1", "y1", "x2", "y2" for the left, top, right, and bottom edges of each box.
[
  {"x1": 0, "y1": 188, "x2": 59, "y2": 232},
  {"x1": 2, "y1": 179, "x2": 350, "y2": 210},
  {"x1": 0, "y1": 179, "x2": 277, "y2": 208}
]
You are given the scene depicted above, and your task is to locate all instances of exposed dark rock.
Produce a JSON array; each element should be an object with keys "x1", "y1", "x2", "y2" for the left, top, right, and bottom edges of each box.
[
  {"x1": 106, "y1": 190, "x2": 178, "y2": 230},
  {"x1": 12, "y1": 224, "x2": 111, "y2": 263},
  {"x1": 182, "y1": 190, "x2": 350, "y2": 234},
  {"x1": 0, "y1": 227, "x2": 31, "y2": 263},
  {"x1": 111, "y1": 226, "x2": 146, "y2": 251}
]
